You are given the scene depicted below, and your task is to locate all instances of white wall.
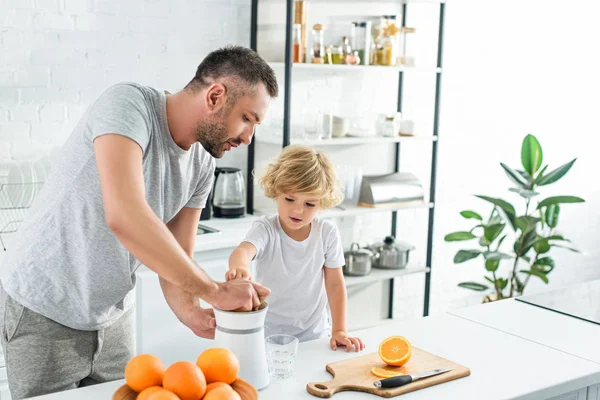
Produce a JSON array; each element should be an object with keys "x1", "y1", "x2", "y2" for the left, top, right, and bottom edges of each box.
[{"x1": 0, "y1": 0, "x2": 250, "y2": 160}]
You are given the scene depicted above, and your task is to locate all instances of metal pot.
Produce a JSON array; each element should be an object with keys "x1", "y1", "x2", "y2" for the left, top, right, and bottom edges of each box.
[
  {"x1": 343, "y1": 243, "x2": 373, "y2": 276},
  {"x1": 370, "y1": 236, "x2": 414, "y2": 269}
]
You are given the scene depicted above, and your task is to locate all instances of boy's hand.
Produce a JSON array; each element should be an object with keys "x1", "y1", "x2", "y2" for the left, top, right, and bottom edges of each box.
[
  {"x1": 225, "y1": 268, "x2": 252, "y2": 281},
  {"x1": 330, "y1": 330, "x2": 365, "y2": 352}
]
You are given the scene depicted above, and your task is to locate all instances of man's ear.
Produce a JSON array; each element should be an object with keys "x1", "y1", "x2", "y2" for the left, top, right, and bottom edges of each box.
[{"x1": 206, "y1": 83, "x2": 227, "y2": 112}]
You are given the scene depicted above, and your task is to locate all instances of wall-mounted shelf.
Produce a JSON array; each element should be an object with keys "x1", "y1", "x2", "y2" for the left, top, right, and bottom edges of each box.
[
  {"x1": 255, "y1": 202, "x2": 434, "y2": 220},
  {"x1": 269, "y1": 62, "x2": 442, "y2": 73},
  {"x1": 345, "y1": 266, "x2": 431, "y2": 288},
  {"x1": 256, "y1": 134, "x2": 438, "y2": 146}
]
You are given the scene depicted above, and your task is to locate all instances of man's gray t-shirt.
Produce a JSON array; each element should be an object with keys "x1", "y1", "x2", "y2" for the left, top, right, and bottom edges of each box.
[{"x1": 0, "y1": 82, "x2": 215, "y2": 330}]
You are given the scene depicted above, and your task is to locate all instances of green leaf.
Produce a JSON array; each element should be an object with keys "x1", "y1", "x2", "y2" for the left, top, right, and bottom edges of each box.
[
  {"x1": 445, "y1": 231, "x2": 476, "y2": 241},
  {"x1": 515, "y1": 216, "x2": 540, "y2": 233},
  {"x1": 539, "y1": 208, "x2": 546, "y2": 228},
  {"x1": 496, "y1": 278, "x2": 509, "y2": 290},
  {"x1": 537, "y1": 196, "x2": 585, "y2": 209},
  {"x1": 520, "y1": 269, "x2": 549, "y2": 284},
  {"x1": 515, "y1": 274, "x2": 525, "y2": 294},
  {"x1": 521, "y1": 134, "x2": 543, "y2": 175},
  {"x1": 516, "y1": 169, "x2": 532, "y2": 182},
  {"x1": 535, "y1": 165, "x2": 549, "y2": 181},
  {"x1": 479, "y1": 237, "x2": 489, "y2": 247},
  {"x1": 516, "y1": 230, "x2": 538, "y2": 256},
  {"x1": 484, "y1": 223, "x2": 505, "y2": 242},
  {"x1": 553, "y1": 244, "x2": 581, "y2": 253},
  {"x1": 460, "y1": 210, "x2": 483, "y2": 220},
  {"x1": 458, "y1": 282, "x2": 489, "y2": 291},
  {"x1": 521, "y1": 255, "x2": 531, "y2": 263},
  {"x1": 483, "y1": 251, "x2": 513, "y2": 261},
  {"x1": 453, "y1": 250, "x2": 481, "y2": 263},
  {"x1": 533, "y1": 257, "x2": 555, "y2": 273},
  {"x1": 475, "y1": 196, "x2": 516, "y2": 229},
  {"x1": 485, "y1": 276, "x2": 495, "y2": 284},
  {"x1": 534, "y1": 239, "x2": 551, "y2": 254},
  {"x1": 509, "y1": 187, "x2": 540, "y2": 199},
  {"x1": 545, "y1": 204, "x2": 560, "y2": 228},
  {"x1": 485, "y1": 260, "x2": 499, "y2": 272},
  {"x1": 496, "y1": 234, "x2": 508, "y2": 249},
  {"x1": 536, "y1": 159, "x2": 577, "y2": 186},
  {"x1": 501, "y1": 162, "x2": 529, "y2": 188}
]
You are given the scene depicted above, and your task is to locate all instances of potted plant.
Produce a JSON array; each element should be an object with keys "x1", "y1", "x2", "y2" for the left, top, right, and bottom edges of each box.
[{"x1": 445, "y1": 134, "x2": 584, "y2": 302}]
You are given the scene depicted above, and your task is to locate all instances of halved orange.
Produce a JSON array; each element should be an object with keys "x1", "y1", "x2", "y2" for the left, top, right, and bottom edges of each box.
[
  {"x1": 370, "y1": 367, "x2": 405, "y2": 379},
  {"x1": 378, "y1": 336, "x2": 412, "y2": 367}
]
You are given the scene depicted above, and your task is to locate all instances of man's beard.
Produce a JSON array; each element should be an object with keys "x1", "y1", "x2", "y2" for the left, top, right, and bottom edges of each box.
[{"x1": 194, "y1": 116, "x2": 229, "y2": 158}]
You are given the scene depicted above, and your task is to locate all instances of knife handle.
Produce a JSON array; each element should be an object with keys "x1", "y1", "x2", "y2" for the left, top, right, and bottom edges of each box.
[{"x1": 375, "y1": 374, "x2": 413, "y2": 388}]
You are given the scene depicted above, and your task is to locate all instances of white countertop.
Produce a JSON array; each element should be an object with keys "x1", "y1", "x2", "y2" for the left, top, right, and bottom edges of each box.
[
  {"x1": 30, "y1": 311, "x2": 600, "y2": 400},
  {"x1": 449, "y1": 297, "x2": 600, "y2": 365},
  {"x1": 193, "y1": 215, "x2": 262, "y2": 253}
]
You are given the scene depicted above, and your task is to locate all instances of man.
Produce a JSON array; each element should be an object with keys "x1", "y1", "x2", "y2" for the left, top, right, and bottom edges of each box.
[{"x1": 0, "y1": 46, "x2": 278, "y2": 399}]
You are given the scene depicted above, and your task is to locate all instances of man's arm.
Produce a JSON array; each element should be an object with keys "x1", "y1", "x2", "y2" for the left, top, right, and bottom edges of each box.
[
  {"x1": 161, "y1": 207, "x2": 216, "y2": 338},
  {"x1": 94, "y1": 134, "x2": 268, "y2": 311}
]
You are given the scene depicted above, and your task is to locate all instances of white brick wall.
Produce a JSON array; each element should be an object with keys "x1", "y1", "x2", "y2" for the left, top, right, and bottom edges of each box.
[{"x1": 0, "y1": 0, "x2": 251, "y2": 159}]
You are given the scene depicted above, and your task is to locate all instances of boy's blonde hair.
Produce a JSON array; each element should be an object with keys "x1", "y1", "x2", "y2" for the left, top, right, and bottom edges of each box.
[{"x1": 259, "y1": 145, "x2": 343, "y2": 209}]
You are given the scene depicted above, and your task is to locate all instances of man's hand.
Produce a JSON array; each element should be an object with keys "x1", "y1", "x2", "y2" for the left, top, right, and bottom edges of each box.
[
  {"x1": 182, "y1": 306, "x2": 217, "y2": 339},
  {"x1": 225, "y1": 268, "x2": 252, "y2": 281},
  {"x1": 211, "y1": 280, "x2": 270, "y2": 311}
]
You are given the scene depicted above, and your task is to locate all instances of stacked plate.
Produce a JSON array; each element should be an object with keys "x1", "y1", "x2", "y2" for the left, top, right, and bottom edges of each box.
[{"x1": 1, "y1": 156, "x2": 51, "y2": 209}]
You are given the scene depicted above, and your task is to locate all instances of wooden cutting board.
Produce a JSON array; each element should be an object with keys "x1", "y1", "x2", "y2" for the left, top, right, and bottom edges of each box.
[{"x1": 306, "y1": 347, "x2": 470, "y2": 398}]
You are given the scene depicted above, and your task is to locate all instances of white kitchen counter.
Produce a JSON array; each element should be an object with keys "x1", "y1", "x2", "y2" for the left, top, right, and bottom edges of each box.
[
  {"x1": 193, "y1": 215, "x2": 262, "y2": 253},
  {"x1": 29, "y1": 312, "x2": 600, "y2": 400},
  {"x1": 449, "y1": 298, "x2": 600, "y2": 365}
]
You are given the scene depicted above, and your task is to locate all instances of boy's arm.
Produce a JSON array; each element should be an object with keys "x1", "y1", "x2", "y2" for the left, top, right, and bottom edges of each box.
[
  {"x1": 226, "y1": 242, "x2": 257, "y2": 281},
  {"x1": 324, "y1": 267, "x2": 365, "y2": 352}
]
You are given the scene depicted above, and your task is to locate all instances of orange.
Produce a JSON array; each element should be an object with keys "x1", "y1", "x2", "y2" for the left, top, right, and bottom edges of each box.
[
  {"x1": 378, "y1": 336, "x2": 412, "y2": 367},
  {"x1": 370, "y1": 367, "x2": 404, "y2": 379},
  {"x1": 196, "y1": 348, "x2": 240, "y2": 384},
  {"x1": 162, "y1": 361, "x2": 206, "y2": 400},
  {"x1": 203, "y1": 387, "x2": 241, "y2": 400},
  {"x1": 147, "y1": 390, "x2": 180, "y2": 400},
  {"x1": 205, "y1": 382, "x2": 233, "y2": 394},
  {"x1": 125, "y1": 354, "x2": 166, "y2": 392},
  {"x1": 137, "y1": 386, "x2": 164, "y2": 400}
]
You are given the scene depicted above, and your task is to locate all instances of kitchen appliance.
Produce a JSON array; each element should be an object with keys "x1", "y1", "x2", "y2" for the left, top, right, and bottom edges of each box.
[
  {"x1": 358, "y1": 172, "x2": 424, "y2": 208},
  {"x1": 343, "y1": 243, "x2": 373, "y2": 277},
  {"x1": 306, "y1": 347, "x2": 470, "y2": 398},
  {"x1": 369, "y1": 236, "x2": 414, "y2": 269},
  {"x1": 212, "y1": 167, "x2": 246, "y2": 218},
  {"x1": 213, "y1": 302, "x2": 270, "y2": 390},
  {"x1": 516, "y1": 279, "x2": 600, "y2": 325},
  {"x1": 373, "y1": 368, "x2": 452, "y2": 388}
]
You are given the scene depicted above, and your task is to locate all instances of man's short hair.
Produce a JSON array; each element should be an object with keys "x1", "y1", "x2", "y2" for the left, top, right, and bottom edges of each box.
[{"x1": 187, "y1": 46, "x2": 279, "y2": 100}]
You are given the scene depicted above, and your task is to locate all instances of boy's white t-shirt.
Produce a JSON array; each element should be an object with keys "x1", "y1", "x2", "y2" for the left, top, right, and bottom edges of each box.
[{"x1": 243, "y1": 215, "x2": 345, "y2": 342}]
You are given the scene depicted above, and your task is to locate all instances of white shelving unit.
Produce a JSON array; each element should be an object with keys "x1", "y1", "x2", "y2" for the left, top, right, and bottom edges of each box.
[
  {"x1": 256, "y1": 133, "x2": 438, "y2": 146},
  {"x1": 269, "y1": 62, "x2": 442, "y2": 73},
  {"x1": 345, "y1": 265, "x2": 431, "y2": 288}
]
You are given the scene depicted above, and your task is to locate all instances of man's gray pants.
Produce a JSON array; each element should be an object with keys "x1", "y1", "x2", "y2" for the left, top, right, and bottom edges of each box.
[{"x1": 0, "y1": 289, "x2": 134, "y2": 399}]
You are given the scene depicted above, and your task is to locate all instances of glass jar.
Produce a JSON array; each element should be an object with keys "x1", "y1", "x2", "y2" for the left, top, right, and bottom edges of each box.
[
  {"x1": 400, "y1": 26, "x2": 417, "y2": 66},
  {"x1": 293, "y1": 24, "x2": 303, "y2": 63},
  {"x1": 311, "y1": 24, "x2": 325, "y2": 64},
  {"x1": 376, "y1": 16, "x2": 399, "y2": 66},
  {"x1": 351, "y1": 21, "x2": 371, "y2": 66}
]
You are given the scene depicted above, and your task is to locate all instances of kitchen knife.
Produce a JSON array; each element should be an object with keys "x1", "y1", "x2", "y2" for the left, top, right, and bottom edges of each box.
[{"x1": 373, "y1": 368, "x2": 452, "y2": 389}]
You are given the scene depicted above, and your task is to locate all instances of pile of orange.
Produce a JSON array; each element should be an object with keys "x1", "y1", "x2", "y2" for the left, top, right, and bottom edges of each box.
[
  {"x1": 370, "y1": 336, "x2": 412, "y2": 379},
  {"x1": 121, "y1": 347, "x2": 255, "y2": 400}
]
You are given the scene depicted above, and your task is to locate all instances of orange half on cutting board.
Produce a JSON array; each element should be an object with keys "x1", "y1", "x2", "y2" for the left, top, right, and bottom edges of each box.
[{"x1": 378, "y1": 336, "x2": 412, "y2": 367}]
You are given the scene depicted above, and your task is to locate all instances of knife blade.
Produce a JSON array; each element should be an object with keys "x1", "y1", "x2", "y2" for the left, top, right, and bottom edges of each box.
[{"x1": 373, "y1": 368, "x2": 453, "y2": 389}]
